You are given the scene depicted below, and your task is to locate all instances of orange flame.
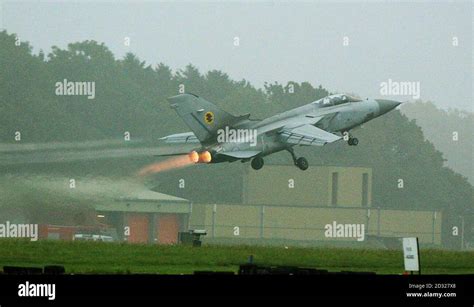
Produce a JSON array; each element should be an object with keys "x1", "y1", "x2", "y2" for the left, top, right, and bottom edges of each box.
[
  {"x1": 137, "y1": 154, "x2": 196, "y2": 177},
  {"x1": 137, "y1": 150, "x2": 212, "y2": 177},
  {"x1": 189, "y1": 150, "x2": 199, "y2": 163},
  {"x1": 199, "y1": 151, "x2": 212, "y2": 163}
]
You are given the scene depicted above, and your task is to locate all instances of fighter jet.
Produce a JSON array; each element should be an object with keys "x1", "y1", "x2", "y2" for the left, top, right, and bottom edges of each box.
[{"x1": 159, "y1": 93, "x2": 401, "y2": 170}]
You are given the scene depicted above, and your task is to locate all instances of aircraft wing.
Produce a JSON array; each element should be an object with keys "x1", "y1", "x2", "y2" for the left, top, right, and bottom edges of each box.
[
  {"x1": 279, "y1": 124, "x2": 341, "y2": 146},
  {"x1": 159, "y1": 132, "x2": 200, "y2": 144}
]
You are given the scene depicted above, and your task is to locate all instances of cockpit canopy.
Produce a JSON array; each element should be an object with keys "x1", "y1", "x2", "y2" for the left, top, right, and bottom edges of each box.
[{"x1": 319, "y1": 94, "x2": 362, "y2": 106}]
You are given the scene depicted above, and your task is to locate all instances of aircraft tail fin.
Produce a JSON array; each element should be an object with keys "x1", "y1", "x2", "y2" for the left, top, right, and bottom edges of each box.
[{"x1": 167, "y1": 94, "x2": 240, "y2": 143}]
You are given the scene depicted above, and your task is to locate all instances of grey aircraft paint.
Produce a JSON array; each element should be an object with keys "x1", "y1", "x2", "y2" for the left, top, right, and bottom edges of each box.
[{"x1": 160, "y1": 93, "x2": 401, "y2": 170}]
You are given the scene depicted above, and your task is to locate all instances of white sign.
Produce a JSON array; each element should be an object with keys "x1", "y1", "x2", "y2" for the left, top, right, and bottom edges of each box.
[{"x1": 403, "y1": 237, "x2": 420, "y2": 272}]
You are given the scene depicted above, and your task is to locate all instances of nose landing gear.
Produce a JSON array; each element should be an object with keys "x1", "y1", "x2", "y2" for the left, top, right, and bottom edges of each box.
[
  {"x1": 343, "y1": 131, "x2": 359, "y2": 146},
  {"x1": 348, "y1": 137, "x2": 359, "y2": 146}
]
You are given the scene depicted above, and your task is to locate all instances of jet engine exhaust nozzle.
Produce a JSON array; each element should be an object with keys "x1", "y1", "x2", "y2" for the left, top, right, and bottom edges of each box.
[{"x1": 189, "y1": 150, "x2": 212, "y2": 163}]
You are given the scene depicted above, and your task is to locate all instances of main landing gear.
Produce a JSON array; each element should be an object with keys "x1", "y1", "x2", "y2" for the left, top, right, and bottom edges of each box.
[
  {"x1": 296, "y1": 157, "x2": 309, "y2": 170},
  {"x1": 251, "y1": 156, "x2": 264, "y2": 170},
  {"x1": 287, "y1": 148, "x2": 309, "y2": 171},
  {"x1": 250, "y1": 149, "x2": 309, "y2": 171}
]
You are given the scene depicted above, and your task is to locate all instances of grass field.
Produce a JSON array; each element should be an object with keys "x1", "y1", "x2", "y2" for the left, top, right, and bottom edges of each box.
[{"x1": 0, "y1": 239, "x2": 473, "y2": 274}]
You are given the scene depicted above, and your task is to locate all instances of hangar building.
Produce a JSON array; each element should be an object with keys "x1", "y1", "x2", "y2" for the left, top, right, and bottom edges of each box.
[{"x1": 95, "y1": 189, "x2": 191, "y2": 244}]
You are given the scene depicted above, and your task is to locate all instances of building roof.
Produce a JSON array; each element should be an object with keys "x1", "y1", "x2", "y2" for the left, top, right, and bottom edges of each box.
[
  {"x1": 115, "y1": 188, "x2": 188, "y2": 203},
  {"x1": 97, "y1": 187, "x2": 190, "y2": 214}
]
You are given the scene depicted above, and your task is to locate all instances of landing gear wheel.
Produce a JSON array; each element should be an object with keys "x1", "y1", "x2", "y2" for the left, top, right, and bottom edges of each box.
[
  {"x1": 348, "y1": 137, "x2": 359, "y2": 146},
  {"x1": 251, "y1": 157, "x2": 264, "y2": 170},
  {"x1": 351, "y1": 138, "x2": 359, "y2": 146},
  {"x1": 296, "y1": 157, "x2": 309, "y2": 170}
]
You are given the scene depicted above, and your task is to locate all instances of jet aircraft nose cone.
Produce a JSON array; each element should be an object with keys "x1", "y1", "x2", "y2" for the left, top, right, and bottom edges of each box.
[{"x1": 375, "y1": 99, "x2": 401, "y2": 115}]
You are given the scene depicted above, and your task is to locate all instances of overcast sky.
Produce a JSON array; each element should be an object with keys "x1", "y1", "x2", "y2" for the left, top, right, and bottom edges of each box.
[{"x1": 1, "y1": 1, "x2": 472, "y2": 111}]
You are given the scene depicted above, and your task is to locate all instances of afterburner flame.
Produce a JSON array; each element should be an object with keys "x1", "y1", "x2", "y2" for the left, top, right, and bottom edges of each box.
[
  {"x1": 189, "y1": 151, "x2": 199, "y2": 163},
  {"x1": 199, "y1": 151, "x2": 212, "y2": 163},
  {"x1": 137, "y1": 154, "x2": 195, "y2": 176},
  {"x1": 137, "y1": 150, "x2": 212, "y2": 177}
]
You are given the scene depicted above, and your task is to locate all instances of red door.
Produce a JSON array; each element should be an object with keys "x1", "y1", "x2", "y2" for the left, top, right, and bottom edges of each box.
[
  {"x1": 157, "y1": 214, "x2": 179, "y2": 244},
  {"x1": 127, "y1": 214, "x2": 149, "y2": 243}
]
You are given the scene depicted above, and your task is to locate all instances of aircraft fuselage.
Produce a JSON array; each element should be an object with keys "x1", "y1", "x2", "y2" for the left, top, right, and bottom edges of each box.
[{"x1": 206, "y1": 98, "x2": 396, "y2": 161}]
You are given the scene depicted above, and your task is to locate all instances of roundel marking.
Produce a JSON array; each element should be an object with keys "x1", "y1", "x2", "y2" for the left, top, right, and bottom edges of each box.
[{"x1": 204, "y1": 111, "x2": 214, "y2": 124}]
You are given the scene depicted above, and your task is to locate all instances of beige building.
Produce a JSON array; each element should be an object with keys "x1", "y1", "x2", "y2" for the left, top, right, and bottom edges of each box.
[
  {"x1": 189, "y1": 165, "x2": 442, "y2": 245},
  {"x1": 243, "y1": 165, "x2": 372, "y2": 207}
]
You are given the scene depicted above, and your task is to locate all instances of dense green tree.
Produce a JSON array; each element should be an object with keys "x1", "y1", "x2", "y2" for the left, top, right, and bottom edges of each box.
[{"x1": 401, "y1": 101, "x2": 473, "y2": 185}]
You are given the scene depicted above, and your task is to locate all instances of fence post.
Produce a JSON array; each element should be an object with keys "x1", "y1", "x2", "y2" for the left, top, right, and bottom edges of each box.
[
  {"x1": 377, "y1": 207, "x2": 381, "y2": 237},
  {"x1": 366, "y1": 208, "x2": 370, "y2": 235},
  {"x1": 212, "y1": 204, "x2": 217, "y2": 238},
  {"x1": 187, "y1": 202, "x2": 193, "y2": 230}
]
